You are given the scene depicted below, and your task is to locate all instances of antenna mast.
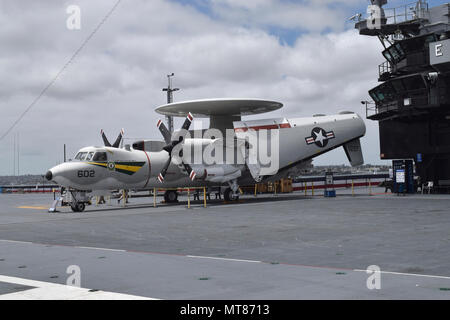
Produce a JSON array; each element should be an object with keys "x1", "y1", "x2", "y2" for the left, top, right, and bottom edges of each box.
[{"x1": 162, "y1": 73, "x2": 179, "y2": 133}]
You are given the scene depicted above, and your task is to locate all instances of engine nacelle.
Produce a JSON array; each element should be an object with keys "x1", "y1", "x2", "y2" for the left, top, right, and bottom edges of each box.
[{"x1": 192, "y1": 164, "x2": 242, "y2": 183}]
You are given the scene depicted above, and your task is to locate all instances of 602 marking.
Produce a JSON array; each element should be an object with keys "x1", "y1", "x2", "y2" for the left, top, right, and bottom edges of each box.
[{"x1": 77, "y1": 170, "x2": 95, "y2": 178}]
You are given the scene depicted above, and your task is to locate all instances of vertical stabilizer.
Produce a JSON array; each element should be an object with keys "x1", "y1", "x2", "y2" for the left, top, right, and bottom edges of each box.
[{"x1": 343, "y1": 139, "x2": 364, "y2": 167}]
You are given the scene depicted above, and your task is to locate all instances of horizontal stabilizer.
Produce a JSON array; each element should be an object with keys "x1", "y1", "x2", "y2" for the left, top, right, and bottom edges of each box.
[{"x1": 343, "y1": 139, "x2": 364, "y2": 167}]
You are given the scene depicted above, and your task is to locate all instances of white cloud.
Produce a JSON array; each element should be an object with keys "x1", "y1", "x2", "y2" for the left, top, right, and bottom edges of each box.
[
  {"x1": 0, "y1": 0, "x2": 387, "y2": 174},
  {"x1": 210, "y1": 0, "x2": 364, "y2": 32}
]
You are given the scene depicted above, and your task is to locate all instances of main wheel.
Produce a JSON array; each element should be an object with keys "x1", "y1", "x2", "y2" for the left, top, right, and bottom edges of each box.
[
  {"x1": 164, "y1": 190, "x2": 178, "y2": 203},
  {"x1": 224, "y1": 188, "x2": 239, "y2": 202}
]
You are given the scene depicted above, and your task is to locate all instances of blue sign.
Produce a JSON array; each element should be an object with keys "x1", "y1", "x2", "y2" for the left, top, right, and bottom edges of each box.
[
  {"x1": 417, "y1": 153, "x2": 422, "y2": 163},
  {"x1": 396, "y1": 169, "x2": 406, "y2": 183}
]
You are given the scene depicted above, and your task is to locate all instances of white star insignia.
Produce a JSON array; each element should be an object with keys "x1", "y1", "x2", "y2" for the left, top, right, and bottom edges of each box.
[{"x1": 313, "y1": 129, "x2": 327, "y2": 145}]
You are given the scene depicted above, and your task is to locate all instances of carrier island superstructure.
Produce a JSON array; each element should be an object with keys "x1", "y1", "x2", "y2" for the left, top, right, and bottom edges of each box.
[{"x1": 355, "y1": 0, "x2": 450, "y2": 191}]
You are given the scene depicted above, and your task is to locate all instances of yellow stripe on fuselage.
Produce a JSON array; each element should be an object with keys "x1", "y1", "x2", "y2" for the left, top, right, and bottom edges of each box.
[
  {"x1": 87, "y1": 162, "x2": 108, "y2": 168},
  {"x1": 114, "y1": 164, "x2": 142, "y2": 173}
]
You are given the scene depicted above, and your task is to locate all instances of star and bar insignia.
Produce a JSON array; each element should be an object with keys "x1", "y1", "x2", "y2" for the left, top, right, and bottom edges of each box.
[{"x1": 305, "y1": 127, "x2": 335, "y2": 148}]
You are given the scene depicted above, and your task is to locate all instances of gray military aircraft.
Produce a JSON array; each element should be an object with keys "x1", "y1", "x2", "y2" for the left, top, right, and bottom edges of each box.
[{"x1": 46, "y1": 99, "x2": 366, "y2": 212}]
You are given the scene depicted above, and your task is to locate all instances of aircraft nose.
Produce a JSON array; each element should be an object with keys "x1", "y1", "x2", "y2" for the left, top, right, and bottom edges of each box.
[{"x1": 45, "y1": 170, "x2": 53, "y2": 181}]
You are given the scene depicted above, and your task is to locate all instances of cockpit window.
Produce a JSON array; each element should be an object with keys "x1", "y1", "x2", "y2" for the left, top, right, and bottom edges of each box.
[
  {"x1": 92, "y1": 152, "x2": 107, "y2": 161},
  {"x1": 75, "y1": 152, "x2": 87, "y2": 161},
  {"x1": 85, "y1": 152, "x2": 94, "y2": 161},
  {"x1": 74, "y1": 151, "x2": 100, "y2": 161}
]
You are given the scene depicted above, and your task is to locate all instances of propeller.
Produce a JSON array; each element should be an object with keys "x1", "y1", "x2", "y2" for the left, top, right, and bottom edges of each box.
[
  {"x1": 101, "y1": 129, "x2": 124, "y2": 148},
  {"x1": 157, "y1": 113, "x2": 196, "y2": 183}
]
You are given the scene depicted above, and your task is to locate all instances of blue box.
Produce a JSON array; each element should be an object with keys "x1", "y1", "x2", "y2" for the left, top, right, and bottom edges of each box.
[{"x1": 324, "y1": 190, "x2": 336, "y2": 197}]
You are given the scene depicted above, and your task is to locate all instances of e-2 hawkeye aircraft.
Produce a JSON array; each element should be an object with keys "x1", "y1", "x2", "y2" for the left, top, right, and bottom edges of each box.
[{"x1": 45, "y1": 99, "x2": 366, "y2": 212}]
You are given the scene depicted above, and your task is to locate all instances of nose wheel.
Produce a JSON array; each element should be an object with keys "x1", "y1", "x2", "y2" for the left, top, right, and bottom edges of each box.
[{"x1": 70, "y1": 202, "x2": 86, "y2": 212}]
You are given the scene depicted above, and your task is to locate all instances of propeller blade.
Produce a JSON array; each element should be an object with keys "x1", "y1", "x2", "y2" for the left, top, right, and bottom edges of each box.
[
  {"x1": 158, "y1": 111, "x2": 195, "y2": 182},
  {"x1": 183, "y1": 163, "x2": 196, "y2": 181},
  {"x1": 157, "y1": 119, "x2": 172, "y2": 144},
  {"x1": 163, "y1": 144, "x2": 174, "y2": 154},
  {"x1": 157, "y1": 155, "x2": 172, "y2": 183},
  {"x1": 181, "y1": 112, "x2": 194, "y2": 131},
  {"x1": 101, "y1": 130, "x2": 112, "y2": 147},
  {"x1": 112, "y1": 128, "x2": 124, "y2": 148}
]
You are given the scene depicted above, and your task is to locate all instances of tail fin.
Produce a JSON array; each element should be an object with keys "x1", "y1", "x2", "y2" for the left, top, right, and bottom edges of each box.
[{"x1": 343, "y1": 138, "x2": 364, "y2": 167}]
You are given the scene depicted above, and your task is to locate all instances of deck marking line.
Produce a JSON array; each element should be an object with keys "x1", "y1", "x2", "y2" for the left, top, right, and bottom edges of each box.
[
  {"x1": 278, "y1": 262, "x2": 354, "y2": 271},
  {"x1": 353, "y1": 269, "x2": 450, "y2": 280},
  {"x1": 186, "y1": 255, "x2": 262, "y2": 263},
  {"x1": 76, "y1": 246, "x2": 126, "y2": 252},
  {"x1": 0, "y1": 275, "x2": 156, "y2": 300},
  {"x1": 0, "y1": 239, "x2": 34, "y2": 245},
  {"x1": 3, "y1": 239, "x2": 450, "y2": 280}
]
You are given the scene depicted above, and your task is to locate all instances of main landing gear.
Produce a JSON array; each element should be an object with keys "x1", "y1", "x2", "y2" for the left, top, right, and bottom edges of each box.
[
  {"x1": 224, "y1": 179, "x2": 240, "y2": 202},
  {"x1": 164, "y1": 190, "x2": 178, "y2": 203},
  {"x1": 223, "y1": 188, "x2": 239, "y2": 202}
]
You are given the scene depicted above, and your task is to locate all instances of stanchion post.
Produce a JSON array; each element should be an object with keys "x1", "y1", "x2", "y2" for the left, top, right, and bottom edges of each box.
[
  {"x1": 187, "y1": 188, "x2": 191, "y2": 209},
  {"x1": 312, "y1": 182, "x2": 314, "y2": 196},
  {"x1": 352, "y1": 179, "x2": 355, "y2": 197},
  {"x1": 203, "y1": 187, "x2": 207, "y2": 208},
  {"x1": 153, "y1": 188, "x2": 156, "y2": 208}
]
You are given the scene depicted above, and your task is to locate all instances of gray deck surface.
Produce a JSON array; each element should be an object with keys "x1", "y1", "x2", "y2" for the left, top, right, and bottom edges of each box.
[
  {"x1": 0, "y1": 188, "x2": 449, "y2": 299},
  {"x1": 0, "y1": 281, "x2": 35, "y2": 295}
]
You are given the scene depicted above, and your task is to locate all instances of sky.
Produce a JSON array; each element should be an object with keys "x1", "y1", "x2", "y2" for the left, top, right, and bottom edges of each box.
[{"x1": 0, "y1": 0, "x2": 448, "y2": 175}]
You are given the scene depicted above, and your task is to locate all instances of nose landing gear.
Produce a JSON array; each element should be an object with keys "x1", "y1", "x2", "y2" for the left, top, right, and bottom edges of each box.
[
  {"x1": 70, "y1": 202, "x2": 86, "y2": 212},
  {"x1": 62, "y1": 190, "x2": 90, "y2": 212}
]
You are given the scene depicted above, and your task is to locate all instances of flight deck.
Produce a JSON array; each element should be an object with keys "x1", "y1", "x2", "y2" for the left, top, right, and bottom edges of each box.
[{"x1": 0, "y1": 189, "x2": 449, "y2": 299}]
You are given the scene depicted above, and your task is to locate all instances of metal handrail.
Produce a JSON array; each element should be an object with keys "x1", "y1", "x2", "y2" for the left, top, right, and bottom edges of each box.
[
  {"x1": 379, "y1": 60, "x2": 392, "y2": 77},
  {"x1": 383, "y1": 1, "x2": 429, "y2": 25}
]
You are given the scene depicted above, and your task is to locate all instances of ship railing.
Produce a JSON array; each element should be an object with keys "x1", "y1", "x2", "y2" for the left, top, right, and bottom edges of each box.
[
  {"x1": 383, "y1": 1, "x2": 429, "y2": 25},
  {"x1": 379, "y1": 60, "x2": 392, "y2": 79},
  {"x1": 366, "y1": 101, "x2": 399, "y2": 118},
  {"x1": 365, "y1": 102, "x2": 377, "y2": 118}
]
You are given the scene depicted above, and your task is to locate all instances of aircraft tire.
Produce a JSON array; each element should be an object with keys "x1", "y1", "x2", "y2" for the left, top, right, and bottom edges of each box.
[
  {"x1": 71, "y1": 202, "x2": 85, "y2": 212},
  {"x1": 164, "y1": 190, "x2": 178, "y2": 203},
  {"x1": 76, "y1": 202, "x2": 86, "y2": 212},
  {"x1": 224, "y1": 188, "x2": 239, "y2": 202}
]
